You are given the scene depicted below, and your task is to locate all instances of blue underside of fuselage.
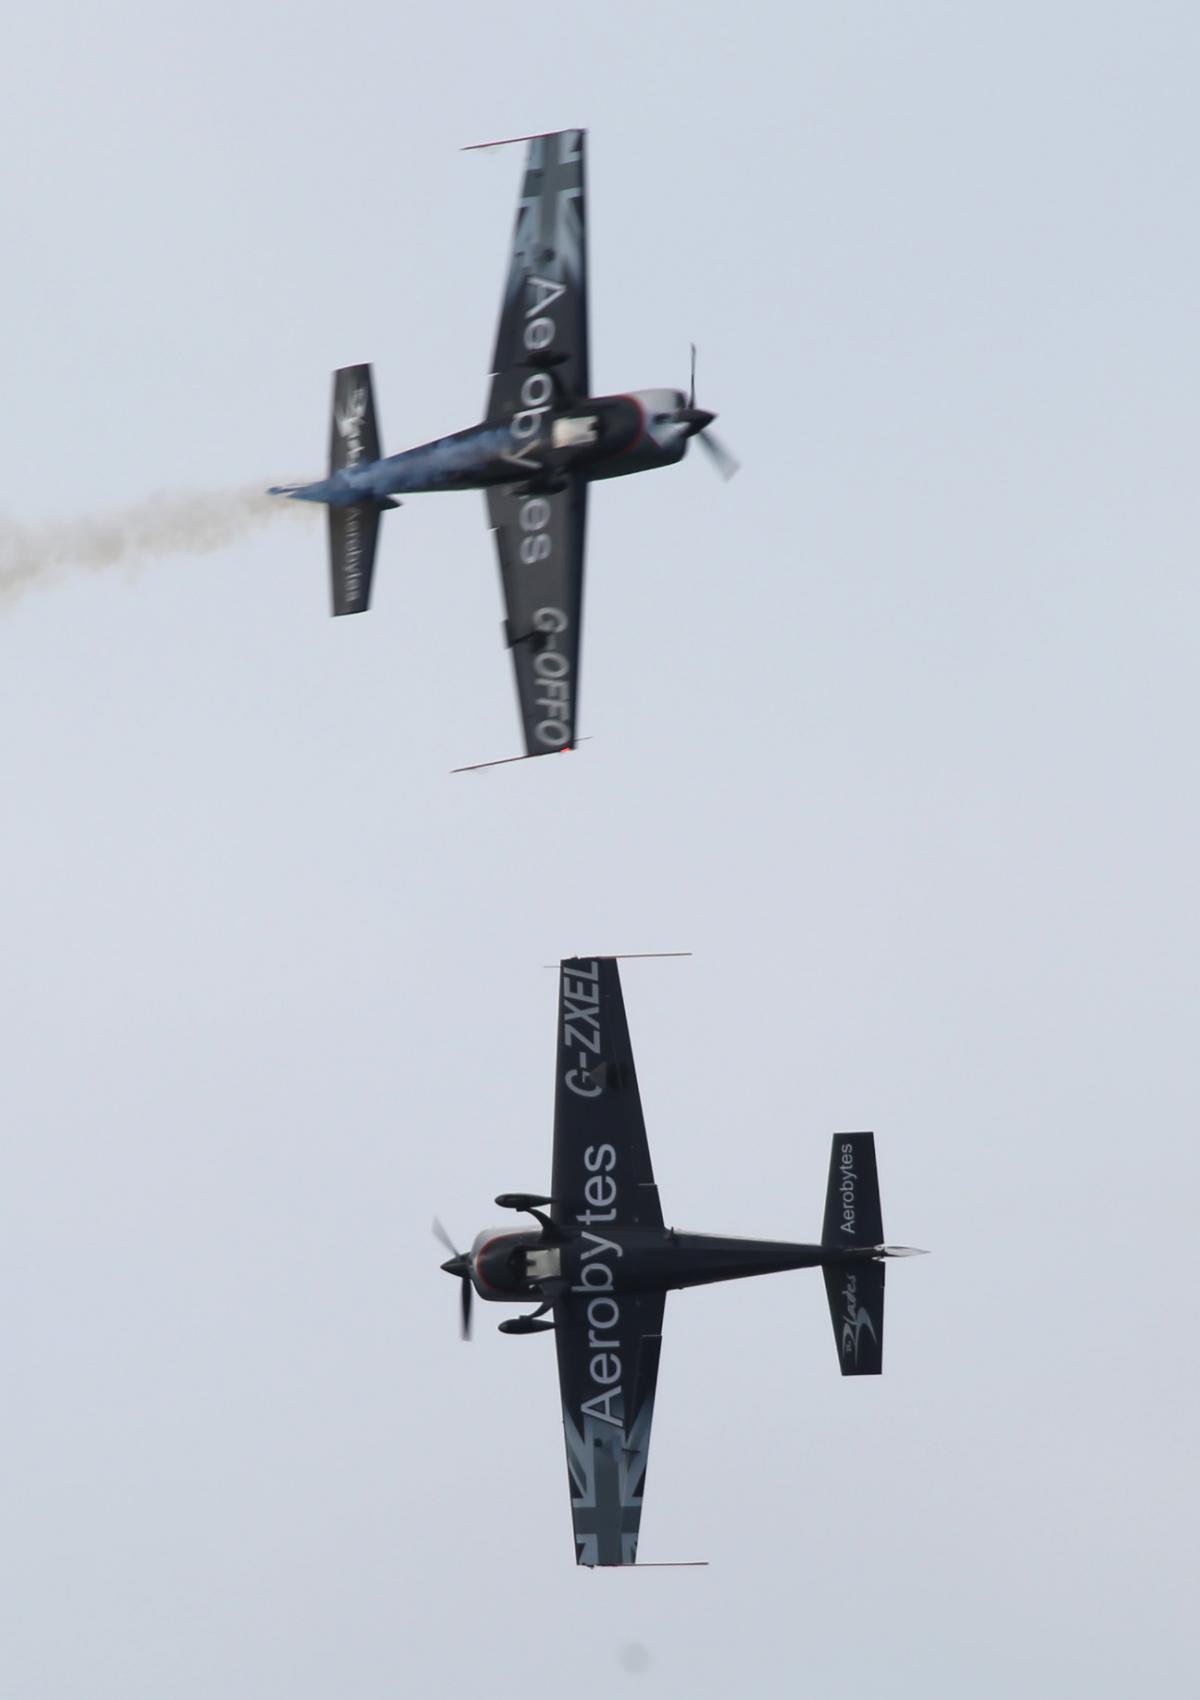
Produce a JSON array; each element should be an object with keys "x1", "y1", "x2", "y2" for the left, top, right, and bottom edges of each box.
[{"x1": 280, "y1": 422, "x2": 518, "y2": 507}]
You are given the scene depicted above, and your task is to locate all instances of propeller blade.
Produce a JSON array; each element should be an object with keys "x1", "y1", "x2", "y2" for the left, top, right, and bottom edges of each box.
[
  {"x1": 432, "y1": 1217, "x2": 460, "y2": 1258},
  {"x1": 697, "y1": 428, "x2": 740, "y2": 481},
  {"x1": 688, "y1": 342, "x2": 697, "y2": 410},
  {"x1": 433, "y1": 1220, "x2": 474, "y2": 1340}
]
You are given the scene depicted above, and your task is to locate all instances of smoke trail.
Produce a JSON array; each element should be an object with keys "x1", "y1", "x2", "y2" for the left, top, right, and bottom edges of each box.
[{"x1": 0, "y1": 484, "x2": 313, "y2": 606}]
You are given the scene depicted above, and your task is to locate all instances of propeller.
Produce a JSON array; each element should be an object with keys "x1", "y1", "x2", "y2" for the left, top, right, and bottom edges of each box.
[
  {"x1": 694, "y1": 428, "x2": 740, "y2": 482},
  {"x1": 433, "y1": 1218, "x2": 473, "y2": 1340},
  {"x1": 678, "y1": 344, "x2": 739, "y2": 480}
]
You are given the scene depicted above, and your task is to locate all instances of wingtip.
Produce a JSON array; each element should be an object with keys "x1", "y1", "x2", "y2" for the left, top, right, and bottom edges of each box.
[
  {"x1": 542, "y1": 952, "x2": 692, "y2": 967},
  {"x1": 461, "y1": 127, "x2": 585, "y2": 152},
  {"x1": 449, "y1": 735, "x2": 590, "y2": 774},
  {"x1": 620, "y1": 1560, "x2": 710, "y2": 1568}
]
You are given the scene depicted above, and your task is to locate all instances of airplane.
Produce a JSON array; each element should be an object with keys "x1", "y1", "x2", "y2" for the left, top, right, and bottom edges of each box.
[
  {"x1": 435, "y1": 957, "x2": 926, "y2": 1567},
  {"x1": 270, "y1": 129, "x2": 736, "y2": 764}
]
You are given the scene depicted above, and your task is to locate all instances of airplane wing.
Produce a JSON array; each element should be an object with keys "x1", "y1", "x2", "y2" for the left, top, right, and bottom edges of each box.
[
  {"x1": 486, "y1": 129, "x2": 588, "y2": 421},
  {"x1": 487, "y1": 477, "x2": 587, "y2": 754},
  {"x1": 553, "y1": 1289, "x2": 665, "y2": 1566},
  {"x1": 551, "y1": 957, "x2": 664, "y2": 1232},
  {"x1": 484, "y1": 131, "x2": 590, "y2": 756},
  {"x1": 550, "y1": 957, "x2": 667, "y2": 1562}
]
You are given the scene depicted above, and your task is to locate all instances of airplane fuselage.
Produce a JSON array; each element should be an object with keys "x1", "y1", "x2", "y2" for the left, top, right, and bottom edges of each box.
[
  {"x1": 284, "y1": 388, "x2": 699, "y2": 508},
  {"x1": 468, "y1": 1222, "x2": 884, "y2": 1307}
]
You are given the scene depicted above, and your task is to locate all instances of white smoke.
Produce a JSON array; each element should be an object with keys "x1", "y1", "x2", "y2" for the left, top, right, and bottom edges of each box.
[{"x1": 0, "y1": 484, "x2": 313, "y2": 605}]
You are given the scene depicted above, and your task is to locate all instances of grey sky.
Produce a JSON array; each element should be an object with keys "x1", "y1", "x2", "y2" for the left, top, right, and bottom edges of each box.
[{"x1": 2, "y1": 3, "x2": 1196, "y2": 1695}]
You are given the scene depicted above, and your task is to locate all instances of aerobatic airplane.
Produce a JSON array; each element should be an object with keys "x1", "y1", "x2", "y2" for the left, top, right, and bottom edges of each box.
[
  {"x1": 270, "y1": 129, "x2": 735, "y2": 763},
  {"x1": 434, "y1": 957, "x2": 926, "y2": 1567}
]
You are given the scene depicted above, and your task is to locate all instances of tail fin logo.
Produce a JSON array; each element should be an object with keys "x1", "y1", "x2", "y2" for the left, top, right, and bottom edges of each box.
[
  {"x1": 839, "y1": 1273, "x2": 878, "y2": 1364},
  {"x1": 838, "y1": 1142, "x2": 858, "y2": 1237},
  {"x1": 336, "y1": 388, "x2": 370, "y2": 464}
]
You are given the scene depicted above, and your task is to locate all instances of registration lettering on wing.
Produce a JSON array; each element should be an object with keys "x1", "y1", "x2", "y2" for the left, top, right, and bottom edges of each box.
[{"x1": 529, "y1": 603, "x2": 572, "y2": 748}]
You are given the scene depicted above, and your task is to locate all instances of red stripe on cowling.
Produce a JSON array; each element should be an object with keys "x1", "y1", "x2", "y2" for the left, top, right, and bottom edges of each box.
[
  {"x1": 614, "y1": 394, "x2": 646, "y2": 456},
  {"x1": 473, "y1": 1231, "x2": 522, "y2": 1295}
]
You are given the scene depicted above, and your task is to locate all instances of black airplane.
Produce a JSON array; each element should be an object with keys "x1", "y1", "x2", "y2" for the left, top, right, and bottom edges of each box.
[
  {"x1": 436, "y1": 957, "x2": 926, "y2": 1567},
  {"x1": 270, "y1": 129, "x2": 735, "y2": 764}
]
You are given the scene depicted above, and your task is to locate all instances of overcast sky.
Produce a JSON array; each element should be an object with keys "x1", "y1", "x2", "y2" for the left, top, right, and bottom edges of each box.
[{"x1": 2, "y1": 3, "x2": 1196, "y2": 1696}]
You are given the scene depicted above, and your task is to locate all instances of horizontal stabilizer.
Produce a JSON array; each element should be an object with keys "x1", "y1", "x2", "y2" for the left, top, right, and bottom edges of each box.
[
  {"x1": 328, "y1": 364, "x2": 384, "y2": 615},
  {"x1": 330, "y1": 364, "x2": 382, "y2": 472},
  {"x1": 328, "y1": 504, "x2": 382, "y2": 616},
  {"x1": 822, "y1": 1131, "x2": 883, "y2": 1249},
  {"x1": 824, "y1": 1261, "x2": 885, "y2": 1376}
]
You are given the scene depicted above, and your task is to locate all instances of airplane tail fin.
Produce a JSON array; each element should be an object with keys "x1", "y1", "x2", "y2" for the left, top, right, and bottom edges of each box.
[
  {"x1": 328, "y1": 364, "x2": 386, "y2": 616},
  {"x1": 822, "y1": 1132, "x2": 885, "y2": 1376}
]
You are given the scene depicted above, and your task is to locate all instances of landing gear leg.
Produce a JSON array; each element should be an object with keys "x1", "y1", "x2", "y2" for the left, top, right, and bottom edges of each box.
[{"x1": 498, "y1": 1302, "x2": 556, "y2": 1337}]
